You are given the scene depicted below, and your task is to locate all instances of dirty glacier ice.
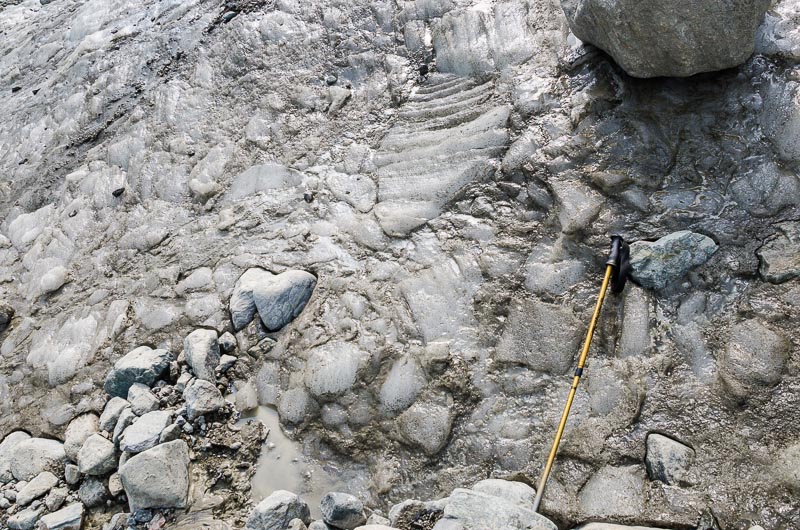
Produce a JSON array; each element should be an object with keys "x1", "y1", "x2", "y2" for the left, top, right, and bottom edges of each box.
[{"x1": 0, "y1": 0, "x2": 799, "y2": 529}]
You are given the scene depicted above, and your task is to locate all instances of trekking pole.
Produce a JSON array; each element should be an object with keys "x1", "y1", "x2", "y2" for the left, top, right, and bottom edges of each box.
[{"x1": 532, "y1": 235, "x2": 631, "y2": 513}]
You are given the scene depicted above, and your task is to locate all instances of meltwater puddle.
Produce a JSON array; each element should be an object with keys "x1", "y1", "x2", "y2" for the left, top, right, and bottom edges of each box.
[{"x1": 238, "y1": 405, "x2": 367, "y2": 518}]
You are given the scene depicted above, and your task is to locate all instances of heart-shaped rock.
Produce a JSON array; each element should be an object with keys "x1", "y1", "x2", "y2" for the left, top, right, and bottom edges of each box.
[{"x1": 229, "y1": 268, "x2": 316, "y2": 331}]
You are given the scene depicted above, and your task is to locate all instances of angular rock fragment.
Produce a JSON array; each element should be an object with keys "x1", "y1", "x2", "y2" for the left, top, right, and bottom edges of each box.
[
  {"x1": 119, "y1": 410, "x2": 172, "y2": 453},
  {"x1": 561, "y1": 0, "x2": 770, "y2": 77},
  {"x1": 99, "y1": 397, "x2": 130, "y2": 432},
  {"x1": 104, "y1": 346, "x2": 172, "y2": 398},
  {"x1": 127, "y1": 383, "x2": 160, "y2": 415},
  {"x1": 7, "y1": 506, "x2": 44, "y2": 530},
  {"x1": 184, "y1": 328, "x2": 221, "y2": 382},
  {"x1": 78, "y1": 477, "x2": 107, "y2": 508},
  {"x1": 320, "y1": 492, "x2": 367, "y2": 529},
  {"x1": 719, "y1": 319, "x2": 789, "y2": 398},
  {"x1": 77, "y1": 434, "x2": 117, "y2": 476},
  {"x1": 119, "y1": 439, "x2": 190, "y2": 511},
  {"x1": 432, "y1": 488, "x2": 556, "y2": 530},
  {"x1": 16, "y1": 471, "x2": 58, "y2": 506},
  {"x1": 645, "y1": 433, "x2": 694, "y2": 485},
  {"x1": 757, "y1": 221, "x2": 800, "y2": 283},
  {"x1": 183, "y1": 378, "x2": 225, "y2": 420},
  {"x1": 63, "y1": 413, "x2": 99, "y2": 462},
  {"x1": 37, "y1": 502, "x2": 84, "y2": 530},
  {"x1": 246, "y1": 490, "x2": 311, "y2": 530},
  {"x1": 629, "y1": 231, "x2": 717, "y2": 290}
]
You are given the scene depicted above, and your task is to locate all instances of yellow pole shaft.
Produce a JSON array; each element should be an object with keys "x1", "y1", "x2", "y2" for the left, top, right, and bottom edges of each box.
[{"x1": 532, "y1": 264, "x2": 614, "y2": 513}]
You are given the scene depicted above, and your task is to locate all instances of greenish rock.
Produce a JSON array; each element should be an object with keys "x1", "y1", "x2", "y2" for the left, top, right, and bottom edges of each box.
[{"x1": 629, "y1": 231, "x2": 717, "y2": 290}]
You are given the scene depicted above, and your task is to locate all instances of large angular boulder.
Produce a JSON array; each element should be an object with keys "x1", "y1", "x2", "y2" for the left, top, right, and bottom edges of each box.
[
  {"x1": 104, "y1": 346, "x2": 172, "y2": 398},
  {"x1": 119, "y1": 410, "x2": 173, "y2": 453},
  {"x1": 77, "y1": 434, "x2": 117, "y2": 476},
  {"x1": 184, "y1": 329, "x2": 220, "y2": 382},
  {"x1": 320, "y1": 492, "x2": 367, "y2": 529},
  {"x1": 183, "y1": 378, "x2": 225, "y2": 420},
  {"x1": 561, "y1": 0, "x2": 770, "y2": 78},
  {"x1": 16, "y1": 471, "x2": 58, "y2": 506},
  {"x1": 629, "y1": 231, "x2": 717, "y2": 290},
  {"x1": 230, "y1": 268, "x2": 316, "y2": 332},
  {"x1": 63, "y1": 413, "x2": 99, "y2": 462},
  {"x1": 432, "y1": 488, "x2": 556, "y2": 530},
  {"x1": 246, "y1": 490, "x2": 311, "y2": 530},
  {"x1": 37, "y1": 502, "x2": 84, "y2": 530},
  {"x1": 645, "y1": 433, "x2": 695, "y2": 485},
  {"x1": 119, "y1": 439, "x2": 190, "y2": 511}
]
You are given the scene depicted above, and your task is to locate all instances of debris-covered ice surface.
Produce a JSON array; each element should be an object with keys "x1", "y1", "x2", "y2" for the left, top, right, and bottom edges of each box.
[{"x1": 0, "y1": 0, "x2": 799, "y2": 529}]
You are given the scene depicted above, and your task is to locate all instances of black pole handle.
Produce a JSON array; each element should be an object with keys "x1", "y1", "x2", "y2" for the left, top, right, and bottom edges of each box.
[{"x1": 607, "y1": 235, "x2": 631, "y2": 294}]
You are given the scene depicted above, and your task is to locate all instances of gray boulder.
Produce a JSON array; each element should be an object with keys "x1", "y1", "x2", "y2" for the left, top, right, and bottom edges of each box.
[
  {"x1": 645, "y1": 433, "x2": 695, "y2": 485},
  {"x1": 230, "y1": 268, "x2": 271, "y2": 331},
  {"x1": 37, "y1": 502, "x2": 84, "y2": 530},
  {"x1": 246, "y1": 490, "x2": 312, "y2": 530},
  {"x1": 16, "y1": 471, "x2": 58, "y2": 506},
  {"x1": 471, "y1": 479, "x2": 536, "y2": 508},
  {"x1": 252, "y1": 270, "x2": 316, "y2": 332},
  {"x1": 112, "y1": 407, "x2": 137, "y2": 446},
  {"x1": 9, "y1": 438, "x2": 66, "y2": 481},
  {"x1": 119, "y1": 410, "x2": 172, "y2": 453},
  {"x1": 320, "y1": 492, "x2": 366, "y2": 529},
  {"x1": 432, "y1": 488, "x2": 556, "y2": 530},
  {"x1": 397, "y1": 399, "x2": 454, "y2": 456},
  {"x1": 78, "y1": 477, "x2": 108, "y2": 508},
  {"x1": 0, "y1": 431, "x2": 31, "y2": 482},
  {"x1": 127, "y1": 383, "x2": 160, "y2": 415},
  {"x1": 104, "y1": 346, "x2": 172, "y2": 398},
  {"x1": 719, "y1": 319, "x2": 790, "y2": 398},
  {"x1": 119, "y1": 439, "x2": 190, "y2": 511},
  {"x1": 629, "y1": 231, "x2": 717, "y2": 290},
  {"x1": 184, "y1": 329, "x2": 220, "y2": 382},
  {"x1": 561, "y1": 0, "x2": 770, "y2": 78},
  {"x1": 757, "y1": 221, "x2": 800, "y2": 284},
  {"x1": 63, "y1": 413, "x2": 99, "y2": 462},
  {"x1": 183, "y1": 378, "x2": 225, "y2": 420},
  {"x1": 578, "y1": 465, "x2": 646, "y2": 519},
  {"x1": 7, "y1": 506, "x2": 44, "y2": 530},
  {"x1": 77, "y1": 434, "x2": 117, "y2": 476},
  {"x1": 230, "y1": 268, "x2": 316, "y2": 332},
  {"x1": 98, "y1": 397, "x2": 130, "y2": 432}
]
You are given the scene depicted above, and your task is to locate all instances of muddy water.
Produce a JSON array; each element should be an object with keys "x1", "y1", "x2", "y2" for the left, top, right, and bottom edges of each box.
[{"x1": 240, "y1": 406, "x2": 367, "y2": 518}]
